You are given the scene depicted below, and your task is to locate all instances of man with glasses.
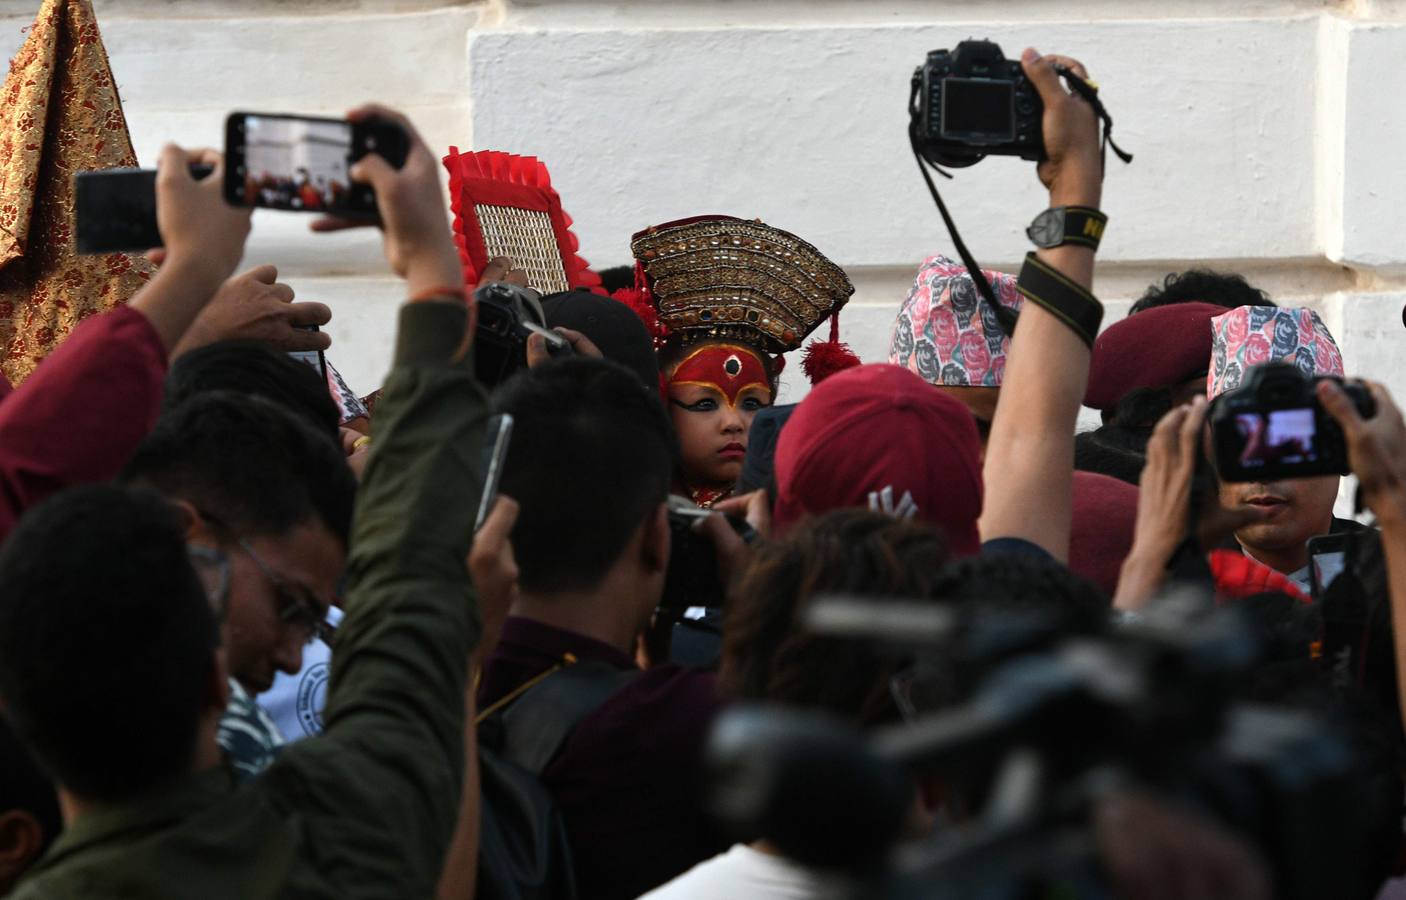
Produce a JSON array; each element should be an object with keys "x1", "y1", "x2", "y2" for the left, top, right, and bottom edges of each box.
[
  {"x1": 0, "y1": 106, "x2": 489, "y2": 897},
  {"x1": 119, "y1": 389, "x2": 354, "y2": 780}
]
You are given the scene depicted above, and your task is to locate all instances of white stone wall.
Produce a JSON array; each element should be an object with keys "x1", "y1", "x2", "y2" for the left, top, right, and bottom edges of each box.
[{"x1": 4, "y1": 0, "x2": 1406, "y2": 433}]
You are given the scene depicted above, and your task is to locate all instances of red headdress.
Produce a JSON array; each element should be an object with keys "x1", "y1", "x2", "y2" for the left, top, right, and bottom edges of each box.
[
  {"x1": 442, "y1": 147, "x2": 601, "y2": 295},
  {"x1": 626, "y1": 215, "x2": 860, "y2": 385}
]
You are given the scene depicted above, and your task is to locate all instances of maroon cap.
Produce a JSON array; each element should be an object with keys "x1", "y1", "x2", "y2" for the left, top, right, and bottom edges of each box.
[
  {"x1": 772, "y1": 364, "x2": 984, "y2": 555},
  {"x1": 1069, "y1": 471, "x2": 1139, "y2": 597},
  {"x1": 1084, "y1": 302, "x2": 1225, "y2": 411}
]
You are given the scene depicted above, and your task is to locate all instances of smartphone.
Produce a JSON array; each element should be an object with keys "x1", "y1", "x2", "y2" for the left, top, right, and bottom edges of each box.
[
  {"x1": 1308, "y1": 533, "x2": 1350, "y2": 601},
  {"x1": 224, "y1": 112, "x2": 409, "y2": 215},
  {"x1": 74, "y1": 164, "x2": 214, "y2": 254},
  {"x1": 288, "y1": 325, "x2": 327, "y2": 382},
  {"x1": 474, "y1": 414, "x2": 514, "y2": 532}
]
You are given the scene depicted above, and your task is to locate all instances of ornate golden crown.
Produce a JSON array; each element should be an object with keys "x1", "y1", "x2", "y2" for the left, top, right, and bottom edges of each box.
[{"x1": 630, "y1": 215, "x2": 854, "y2": 355}]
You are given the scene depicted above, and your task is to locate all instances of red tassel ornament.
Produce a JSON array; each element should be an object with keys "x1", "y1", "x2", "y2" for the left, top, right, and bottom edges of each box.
[{"x1": 801, "y1": 312, "x2": 861, "y2": 385}]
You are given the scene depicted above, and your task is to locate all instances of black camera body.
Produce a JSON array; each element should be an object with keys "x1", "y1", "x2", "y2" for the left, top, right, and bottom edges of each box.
[
  {"x1": 913, "y1": 39, "x2": 1045, "y2": 168},
  {"x1": 1210, "y1": 361, "x2": 1374, "y2": 482},
  {"x1": 472, "y1": 282, "x2": 571, "y2": 388}
]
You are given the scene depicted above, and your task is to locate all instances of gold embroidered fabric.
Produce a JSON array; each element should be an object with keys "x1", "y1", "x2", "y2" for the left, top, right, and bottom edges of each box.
[
  {"x1": 0, "y1": 0, "x2": 154, "y2": 385},
  {"x1": 630, "y1": 216, "x2": 854, "y2": 356}
]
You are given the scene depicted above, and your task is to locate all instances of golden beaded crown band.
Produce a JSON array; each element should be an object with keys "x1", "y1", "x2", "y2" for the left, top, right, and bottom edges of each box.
[{"x1": 630, "y1": 215, "x2": 854, "y2": 356}]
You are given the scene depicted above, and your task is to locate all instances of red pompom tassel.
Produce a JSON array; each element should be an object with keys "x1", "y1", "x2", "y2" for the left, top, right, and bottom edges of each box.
[
  {"x1": 802, "y1": 339, "x2": 861, "y2": 385},
  {"x1": 801, "y1": 311, "x2": 861, "y2": 385}
]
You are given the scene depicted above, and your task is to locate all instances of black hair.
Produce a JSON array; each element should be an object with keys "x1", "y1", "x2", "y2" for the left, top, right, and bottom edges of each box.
[
  {"x1": 541, "y1": 290, "x2": 661, "y2": 392},
  {"x1": 1128, "y1": 269, "x2": 1276, "y2": 316},
  {"x1": 722, "y1": 509, "x2": 951, "y2": 725},
  {"x1": 595, "y1": 265, "x2": 637, "y2": 295},
  {"x1": 0, "y1": 716, "x2": 60, "y2": 851},
  {"x1": 120, "y1": 391, "x2": 355, "y2": 547},
  {"x1": 0, "y1": 485, "x2": 219, "y2": 801},
  {"x1": 1073, "y1": 431, "x2": 1145, "y2": 485},
  {"x1": 493, "y1": 357, "x2": 675, "y2": 594},
  {"x1": 165, "y1": 340, "x2": 340, "y2": 440}
]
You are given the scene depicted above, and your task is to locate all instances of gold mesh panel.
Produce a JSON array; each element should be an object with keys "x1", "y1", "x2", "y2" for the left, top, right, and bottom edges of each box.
[{"x1": 474, "y1": 203, "x2": 571, "y2": 294}]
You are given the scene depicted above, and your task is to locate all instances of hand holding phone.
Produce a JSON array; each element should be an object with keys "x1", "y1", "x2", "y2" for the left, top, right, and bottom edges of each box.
[
  {"x1": 302, "y1": 104, "x2": 464, "y2": 298},
  {"x1": 156, "y1": 146, "x2": 252, "y2": 283}
]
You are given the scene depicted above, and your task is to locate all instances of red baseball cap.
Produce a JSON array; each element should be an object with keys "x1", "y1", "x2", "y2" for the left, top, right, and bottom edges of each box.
[
  {"x1": 1085, "y1": 302, "x2": 1224, "y2": 411},
  {"x1": 772, "y1": 364, "x2": 984, "y2": 555}
]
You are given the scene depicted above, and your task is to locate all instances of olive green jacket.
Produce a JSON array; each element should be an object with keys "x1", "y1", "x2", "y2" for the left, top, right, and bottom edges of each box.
[{"x1": 13, "y1": 301, "x2": 487, "y2": 899}]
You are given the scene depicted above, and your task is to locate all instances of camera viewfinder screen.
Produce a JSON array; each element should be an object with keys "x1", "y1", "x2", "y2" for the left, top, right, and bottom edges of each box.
[
  {"x1": 941, "y1": 79, "x2": 1015, "y2": 140},
  {"x1": 242, "y1": 116, "x2": 352, "y2": 211},
  {"x1": 1235, "y1": 408, "x2": 1319, "y2": 470}
]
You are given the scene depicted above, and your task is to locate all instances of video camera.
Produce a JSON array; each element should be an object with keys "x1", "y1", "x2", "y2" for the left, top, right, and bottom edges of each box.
[
  {"x1": 704, "y1": 591, "x2": 1386, "y2": 900},
  {"x1": 911, "y1": 39, "x2": 1046, "y2": 169},
  {"x1": 1210, "y1": 361, "x2": 1374, "y2": 482},
  {"x1": 472, "y1": 282, "x2": 572, "y2": 388}
]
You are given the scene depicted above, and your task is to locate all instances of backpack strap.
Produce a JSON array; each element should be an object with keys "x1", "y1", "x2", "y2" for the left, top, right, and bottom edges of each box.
[{"x1": 488, "y1": 660, "x2": 640, "y2": 775}]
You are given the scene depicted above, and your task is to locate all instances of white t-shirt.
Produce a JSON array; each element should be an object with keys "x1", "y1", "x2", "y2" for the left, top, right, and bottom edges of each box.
[
  {"x1": 258, "y1": 605, "x2": 343, "y2": 742},
  {"x1": 639, "y1": 844, "x2": 826, "y2": 899}
]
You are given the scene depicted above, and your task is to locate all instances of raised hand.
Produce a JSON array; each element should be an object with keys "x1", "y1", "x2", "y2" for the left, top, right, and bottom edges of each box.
[
  {"x1": 310, "y1": 105, "x2": 463, "y2": 300},
  {"x1": 174, "y1": 264, "x2": 332, "y2": 357}
]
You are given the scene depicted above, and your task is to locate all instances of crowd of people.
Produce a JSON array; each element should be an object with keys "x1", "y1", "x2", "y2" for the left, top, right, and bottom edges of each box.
[{"x1": 1, "y1": 44, "x2": 1406, "y2": 900}]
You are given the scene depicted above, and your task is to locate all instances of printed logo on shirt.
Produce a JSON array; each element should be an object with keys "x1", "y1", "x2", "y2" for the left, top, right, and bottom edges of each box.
[
  {"x1": 296, "y1": 661, "x2": 330, "y2": 738},
  {"x1": 868, "y1": 485, "x2": 918, "y2": 520}
]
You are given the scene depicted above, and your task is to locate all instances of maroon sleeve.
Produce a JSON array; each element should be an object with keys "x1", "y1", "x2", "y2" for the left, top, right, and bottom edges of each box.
[{"x1": 0, "y1": 306, "x2": 168, "y2": 541}]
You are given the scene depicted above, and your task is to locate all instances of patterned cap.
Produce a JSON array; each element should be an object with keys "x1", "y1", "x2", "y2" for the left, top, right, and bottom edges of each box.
[
  {"x1": 1207, "y1": 305, "x2": 1344, "y2": 398},
  {"x1": 888, "y1": 254, "x2": 1022, "y2": 388},
  {"x1": 630, "y1": 215, "x2": 854, "y2": 355}
]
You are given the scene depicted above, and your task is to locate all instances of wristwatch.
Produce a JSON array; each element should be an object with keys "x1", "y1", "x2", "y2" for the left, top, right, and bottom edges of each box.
[{"x1": 1026, "y1": 206, "x2": 1108, "y2": 251}]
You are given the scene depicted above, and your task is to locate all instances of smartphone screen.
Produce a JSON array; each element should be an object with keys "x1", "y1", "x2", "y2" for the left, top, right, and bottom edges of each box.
[
  {"x1": 235, "y1": 115, "x2": 355, "y2": 212},
  {"x1": 288, "y1": 325, "x2": 327, "y2": 382},
  {"x1": 474, "y1": 414, "x2": 514, "y2": 532}
]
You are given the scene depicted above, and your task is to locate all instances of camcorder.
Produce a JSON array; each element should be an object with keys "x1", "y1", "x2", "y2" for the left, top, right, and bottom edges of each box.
[
  {"x1": 1209, "y1": 361, "x2": 1374, "y2": 482},
  {"x1": 911, "y1": 39, "x2": 1045, "y2": 169},
  {"x1": 704, "y1": 592, "x2": 1388, "y2": 900},
  {"x1": 472, "y1": 282, "x2": 571, "y2": 388}
]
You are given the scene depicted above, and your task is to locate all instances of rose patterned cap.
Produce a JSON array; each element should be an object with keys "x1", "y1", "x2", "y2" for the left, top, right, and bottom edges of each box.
[
  {"x1": 1207, "y1": 306, "x2": 1344, "y2": 398},
  {"x1": 888, "y1": 254, "x2": 1022, "y2": 388}
]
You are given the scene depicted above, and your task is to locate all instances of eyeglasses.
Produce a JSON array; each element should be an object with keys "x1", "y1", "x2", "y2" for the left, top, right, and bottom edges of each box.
[
  {"x1": 186, "y1": 544, "x2": 230, "y2": 618},
  {"x1": 193, "y1": 508, "x2": 336, "y2": 648},
  {"x1": 235, "y1": 537, "x2": 335, "y2": 647}
]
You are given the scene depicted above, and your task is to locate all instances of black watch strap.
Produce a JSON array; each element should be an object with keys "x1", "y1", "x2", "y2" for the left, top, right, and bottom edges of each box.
[
  {"x1": 1015, "y1": 253, "x2": 1104, "y2": 348},
  {"x1": 1027, "y1": 206, "x2": 1108, "y2": 251}
]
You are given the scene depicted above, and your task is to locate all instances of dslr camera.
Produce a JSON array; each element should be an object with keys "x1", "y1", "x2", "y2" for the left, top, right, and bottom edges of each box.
[
  {"x1": 472, "y1": 282, "x2": 571, "y2": 388},
  {"x1": 1210, "y1": 361, "x2": 1374, "y2": 482},
  {"x1": 911, "y1": 39, "x2": 1045, "y2": 168}
]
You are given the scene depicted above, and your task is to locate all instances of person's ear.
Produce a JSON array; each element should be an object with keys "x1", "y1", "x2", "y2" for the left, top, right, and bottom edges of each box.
[
  {"x1": 641, "y1": 502, "x2": 670, "y2": 576},
  {"x1": 0, "y1": 808, "x2": 45, "y2": 886},
  {"x1": 170, "y1": 499, "x2": 205, "y2": 541}
]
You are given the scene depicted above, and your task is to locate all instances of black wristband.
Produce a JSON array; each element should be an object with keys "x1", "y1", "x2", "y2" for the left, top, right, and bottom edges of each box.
[
  {"x1": 1015, "y1": 253, "x2": 1104, "y2": 348},
  {"x1": 1059, "y1": 207, "x2": 1108, "y2": 250}
]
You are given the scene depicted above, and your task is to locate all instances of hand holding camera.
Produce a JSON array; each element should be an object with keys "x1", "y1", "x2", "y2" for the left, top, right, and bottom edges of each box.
[
  {"x1": 1319, "y1": 378, "x2": 1406, "y2": 525},
  {"x1": 1210, "y1": 362, "x2": 1375, "y2": 482},
  {"x1": 154, "y1": 145, "x2": 252, "y2": 286},
  {"x1": 1019, "y1": 49, "x2": 1103, "y2": 208}
]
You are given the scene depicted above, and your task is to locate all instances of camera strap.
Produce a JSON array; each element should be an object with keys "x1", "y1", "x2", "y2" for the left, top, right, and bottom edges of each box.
[
  {"x1": 1015, "y1": 252, "x2": 1103, "y2": 347},
  {"x1": 907, "y1": 68, "x2": 1132, "y2": 342}
]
